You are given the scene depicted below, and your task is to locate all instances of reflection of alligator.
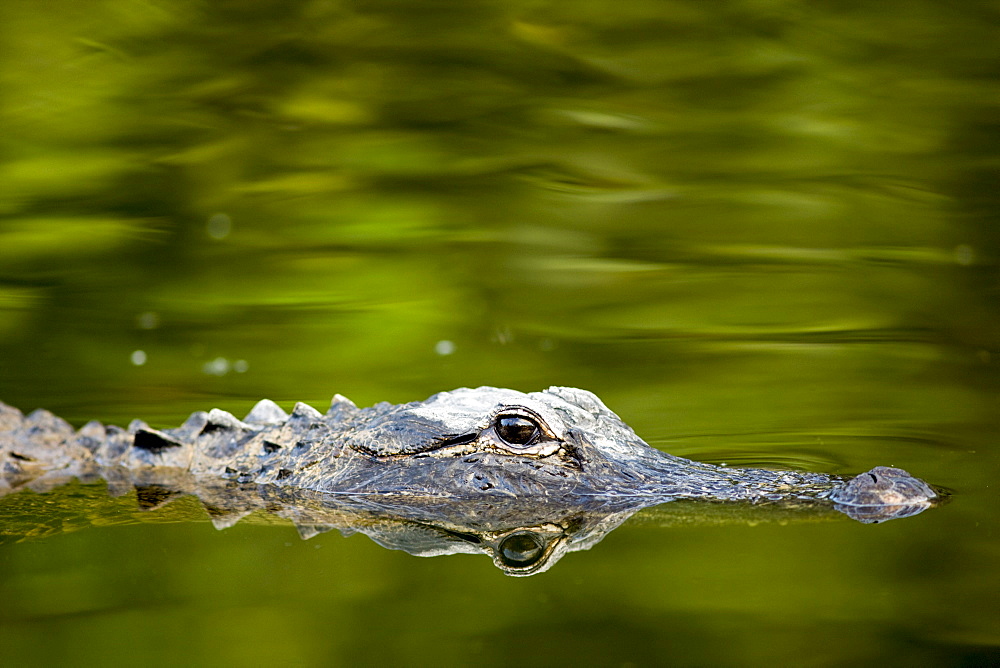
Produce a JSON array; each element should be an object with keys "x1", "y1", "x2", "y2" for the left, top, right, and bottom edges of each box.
[
  {"x1": 0, "y1": 475, "x2": 647, "y2": 576},
  {"x1": 0, "y1": 387, "x2": 940, "y2": 574}
]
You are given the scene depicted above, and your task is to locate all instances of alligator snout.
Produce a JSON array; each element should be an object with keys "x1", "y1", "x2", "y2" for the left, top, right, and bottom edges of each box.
[{"x1": 829, "y1": 466, "x2": 940, "y2": 523}]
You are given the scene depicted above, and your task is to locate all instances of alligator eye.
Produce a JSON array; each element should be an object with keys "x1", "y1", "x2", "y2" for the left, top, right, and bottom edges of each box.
[
  {"x1": 497, "y1": 532, "x2": 545, "y2": 568},
  {"x1": 495, "y1": 415, "x2": 540, "y2": 446}
]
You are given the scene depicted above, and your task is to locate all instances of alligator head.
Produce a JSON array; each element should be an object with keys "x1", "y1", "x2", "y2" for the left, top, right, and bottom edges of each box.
[
  {"x1": 291, "y1": 386, "x2": 712, "y2": 499},
  {"x1": 276, "y1": 387, "x2": 940, "y2": 523}
]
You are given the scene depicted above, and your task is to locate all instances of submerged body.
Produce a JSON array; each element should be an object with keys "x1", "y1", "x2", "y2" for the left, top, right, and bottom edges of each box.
[{"x1": 0, "y1": 386, "x2": 937, "y2": 524}]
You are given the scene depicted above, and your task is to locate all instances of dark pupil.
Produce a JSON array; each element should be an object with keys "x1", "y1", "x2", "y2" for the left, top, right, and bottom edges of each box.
[
  {"x1": 498, "y1": 532, "x2": 544, "y2": 568},
  {"x1": 495, "y1": 415, "x2": 539, "y2": 446}
]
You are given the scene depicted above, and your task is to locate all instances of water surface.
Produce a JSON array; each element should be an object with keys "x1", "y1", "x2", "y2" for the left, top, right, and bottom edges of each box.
[{"x1": 1, "y1": 0, "x2": 998, "y2": 665}]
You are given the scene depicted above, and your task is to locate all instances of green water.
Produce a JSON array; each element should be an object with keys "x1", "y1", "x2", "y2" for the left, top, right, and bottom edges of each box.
[{"x1": 1, "y1": 0, "x2": 998, "y2": 665}]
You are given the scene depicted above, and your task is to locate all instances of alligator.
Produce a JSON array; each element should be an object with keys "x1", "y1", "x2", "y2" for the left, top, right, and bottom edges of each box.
[{"x1": 0, "y1": 386, "x2": 941, "y2": 574}]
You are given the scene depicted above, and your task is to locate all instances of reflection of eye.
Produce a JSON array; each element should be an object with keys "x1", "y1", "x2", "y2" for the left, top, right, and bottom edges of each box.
[
  {"x1": 495, "y1": 415, "x2": 540, "y2": 446},
  {"x1": 497, "y1": 531, "x2": 545, "y2": 568}
]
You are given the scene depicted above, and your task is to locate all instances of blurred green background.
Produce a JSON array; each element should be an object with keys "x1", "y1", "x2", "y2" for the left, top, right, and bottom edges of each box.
[{"x1": 0, "y1": 0, "x2": 998, "y2": 665}]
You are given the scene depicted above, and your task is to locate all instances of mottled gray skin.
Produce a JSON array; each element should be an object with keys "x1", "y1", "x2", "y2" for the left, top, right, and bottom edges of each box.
[{"x1": 0, "y1": 386, "x2": 937, "y2": 525}]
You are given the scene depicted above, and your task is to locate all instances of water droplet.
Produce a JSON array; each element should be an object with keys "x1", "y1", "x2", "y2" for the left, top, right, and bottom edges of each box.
[
  {"x1": 136, "y1": 311, "x2": 160, "y2": 330},
  {"x1": 207, "y1": 213, "x2": 232, "y2": 240},
  {"x1": 203, "y1": 357, "x2": 230, "y2": 376},
  {"x1": 493, "y1": 327, "x2": 512, "y2": 344},
  {"x1": 954, "y1": 244, "x2": 973, "y2": 266},
  {"x1": 130, "y1": 350, "x2": 147, "y2": 366},
  {"x1": 435, "y1": 340, "x2": 455, "y2": 356}
]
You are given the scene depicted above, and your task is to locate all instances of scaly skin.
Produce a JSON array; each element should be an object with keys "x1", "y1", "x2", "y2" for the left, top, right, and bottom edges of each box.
[{"x1": 0, "y1": 386, "x2": 938, "y2": 523}]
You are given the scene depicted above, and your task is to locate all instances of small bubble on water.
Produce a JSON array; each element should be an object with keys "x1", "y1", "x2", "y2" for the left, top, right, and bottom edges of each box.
[
  {"x1": 954, "y1": 244, "x2": 973, "y2": 265},
  {"x1": 435, "y1": 340, "x2": 455, "y2": 356},
  {"x1": 207, "y1": 213, "x2": 232, "y2": 240},
  {"x1": 136, "y1": 311, "x2": 160, "y2": 330},
  {"x1": 203, "y1": 357, "x2": 230, "y2": 376},
  {"x1": 493, "y1": 326, "x2": 512, "y2": 345},
  {"x1": 130, "y1": 350, "x2": 147, "y2": 366}
]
